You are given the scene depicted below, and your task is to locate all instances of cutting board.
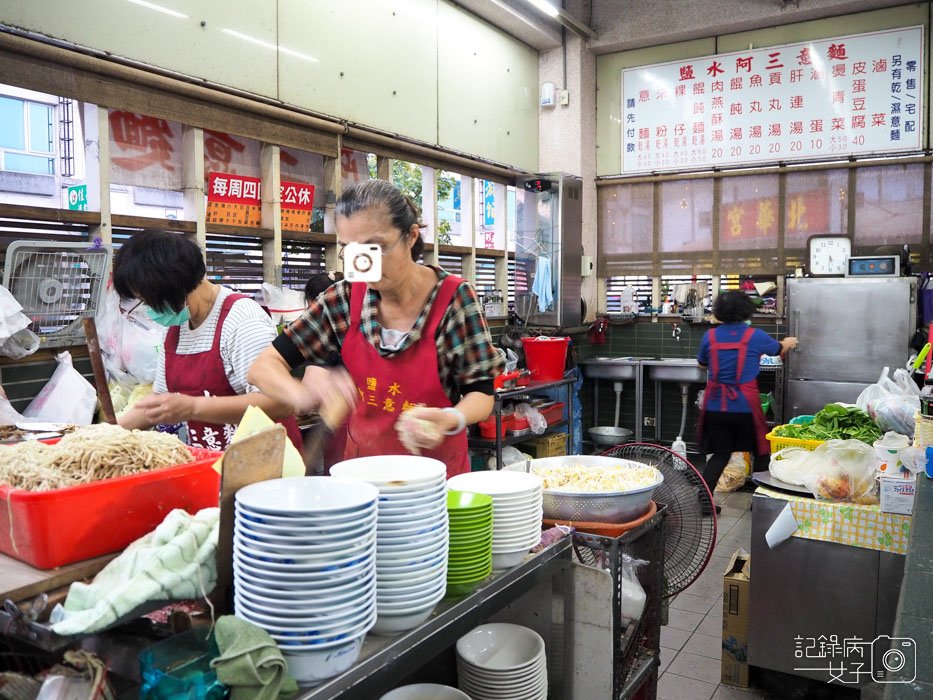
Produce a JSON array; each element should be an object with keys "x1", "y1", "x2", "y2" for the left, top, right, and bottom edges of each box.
[{"x1": 215, "y1": 424, "x2": 286, "y2": 590}]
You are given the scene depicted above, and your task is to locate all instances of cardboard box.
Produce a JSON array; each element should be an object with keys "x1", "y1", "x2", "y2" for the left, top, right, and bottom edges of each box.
[
  {"x1": 721, "y1": 550, "x2": 751, "y2": 687},
  {"x1": 523, "y1": 432, "x2": 568, "y2": 459},
  {"x1": 879, "y1": 476, "x2": 916, "y2": 515}
]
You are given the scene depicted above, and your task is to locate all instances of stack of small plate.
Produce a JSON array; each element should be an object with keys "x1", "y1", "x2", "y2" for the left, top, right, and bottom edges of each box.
[
  {"x1": 446, "y1": 490, "x2": 494, "y2": 597},
  {"x1": 330, "y1": 456, "x2": 449, "y2": 636},
  {"x1": 447, "y1": 471, "x2": 544, "y2": 571},
  {"x1": 233, "y1": 477, "x2": 378, "y2": 685},
  {"x1": 456, "y1": 623, "x2": 548, "y2": 700}
]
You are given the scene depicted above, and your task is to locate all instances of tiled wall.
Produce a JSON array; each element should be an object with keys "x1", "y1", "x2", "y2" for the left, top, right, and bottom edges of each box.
[{"x1": 573, "y1": 317, "x2": 787, "y2": 451}]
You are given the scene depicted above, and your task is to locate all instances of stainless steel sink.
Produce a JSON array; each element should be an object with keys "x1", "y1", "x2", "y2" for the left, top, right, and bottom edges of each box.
[
  {"x1": 646, "y1": 359, "x2": 707, "y2": 383},
  {"x1": 578, "y1": 358, "x2": 637, "y2": 380}
]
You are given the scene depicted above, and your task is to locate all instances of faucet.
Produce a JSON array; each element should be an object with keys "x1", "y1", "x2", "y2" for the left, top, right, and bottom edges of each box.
[{"x1": 671, "y1": 322, "x2": 681, "y2": 341}]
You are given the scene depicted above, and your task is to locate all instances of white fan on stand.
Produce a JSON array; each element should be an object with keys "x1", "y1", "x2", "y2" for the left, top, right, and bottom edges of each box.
[{"x1": 2, "y1": 241, "x2": 111, "y2": 348}]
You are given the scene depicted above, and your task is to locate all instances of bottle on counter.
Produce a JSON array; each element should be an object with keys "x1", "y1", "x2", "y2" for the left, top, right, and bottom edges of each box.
[
  {"x1": 920, "y1": 378, "x2": 933, "y2": 416},
  {"x1": 671, "y1": 436, "x2": 688, "y2": 458}
]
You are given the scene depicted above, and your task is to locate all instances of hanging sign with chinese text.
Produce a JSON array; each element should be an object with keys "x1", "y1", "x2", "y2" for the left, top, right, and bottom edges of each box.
[
  {"x1": 621, "y1": 26, "x2": 923, "y2": 174},
  {"x1": 109, "y1": 110, "x2": 183, "y2": 190},
  {"x1": 206, "y1": 172, "x2": 261, "y2": 227},
  {"x1": 280, "y1": 181, "x2": 315, "y2": 232}
]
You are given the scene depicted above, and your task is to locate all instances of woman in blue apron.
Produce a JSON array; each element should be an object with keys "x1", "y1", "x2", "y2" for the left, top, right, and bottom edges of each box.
[{"x1": 697, "y1": 291, "x2": 797, "y2": 506}]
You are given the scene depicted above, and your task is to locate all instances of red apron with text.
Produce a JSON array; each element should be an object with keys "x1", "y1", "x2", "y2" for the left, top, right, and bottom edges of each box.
[
  {"x1": 341, "y1": 276, "x2": 470, "y2": 477},
  {"x1": 164, "y1": 293, "x2": 303, "y2": 452},
  {"x1": 696, "y1": 325, "x2": 770, "y2": 456}
]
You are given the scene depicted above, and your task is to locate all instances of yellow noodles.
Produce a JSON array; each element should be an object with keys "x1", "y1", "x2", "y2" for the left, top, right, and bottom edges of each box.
[
  {"x1": 0, "y1": 424, "x2": 193, "y2": 492},
  {"x1": 533, "y1": 461, "x2": 661, "y2": 493}
]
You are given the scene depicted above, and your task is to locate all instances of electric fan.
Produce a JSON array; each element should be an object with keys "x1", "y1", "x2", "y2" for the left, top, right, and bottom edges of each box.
[
  {"x1": 2, "y1": 241, "x2": 111, "y2": 348},
  {"x1": 601, "y1": 442, "x2": 717, "y2": 598}
]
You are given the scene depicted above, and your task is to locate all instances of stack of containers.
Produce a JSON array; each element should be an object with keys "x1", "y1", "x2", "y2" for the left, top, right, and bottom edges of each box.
[
  {"x1": 330, "y1": 456, "x2": 449, "y2": 636},
  {"x1": 456, "y1": 623, "x2": 548, "y2": 700},
  {"x1": 446, "y1": 490, "x2": 494, "y2": 597},
  {"x1": 447, "y1": 471, "x2": 544, "y2": 571},
  {"x1": 233, "y1": 477, "x2": 378, "y2": 684}
]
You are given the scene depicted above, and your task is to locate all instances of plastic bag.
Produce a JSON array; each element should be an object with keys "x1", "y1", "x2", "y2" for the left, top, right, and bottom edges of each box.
[
  {"x1": 261, "y1": 283, "x2": 306, "y2": 326},
  {"x1": 769, "y1": 446, "x2": 815, "y2": 487},
  {"x1": 514, "y1": 402, "x2": 547, "y2": 434},
  {"x1": 618, "y1": 554, "x2": 648, "y2": 627},
  {"x1": 802, "y1": 439, "x2": 879, "y2": 504},
  {"x1": 716, "y1": 452, "x2": 748, "y2": 493},
  {"x1": 0, "y1": 284, "x2": 39, "y2": 359},
  {"x1": 499, "y1": 446, "x2": 530, "y2": 470},
  {"x1": 96, "y1": 287, "x2": 165, "y2": 384},
  {"x1": 23, "y1": 352, "x2": 98, "y2": 425},
  {"x1": 856, "y1": 366, "x2": 920, "y2": 438}
]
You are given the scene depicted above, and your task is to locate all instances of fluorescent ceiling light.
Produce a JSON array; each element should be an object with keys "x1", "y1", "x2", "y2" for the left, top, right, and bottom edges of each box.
[
  {"x1": 127, "y1": 0, "x2": 188, "y2": 19},
  {"x1": 221, "y1": 28, "x2": 318, "y2": 62},
  {"x1": 526, "y1": 0, "x2": 559, "y2": 18}
]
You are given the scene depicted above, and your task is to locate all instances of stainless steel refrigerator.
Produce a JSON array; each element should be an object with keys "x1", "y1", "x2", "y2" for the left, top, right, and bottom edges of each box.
[{"x1": 784, "y1": 277, "x2": 917, "y2": 418}]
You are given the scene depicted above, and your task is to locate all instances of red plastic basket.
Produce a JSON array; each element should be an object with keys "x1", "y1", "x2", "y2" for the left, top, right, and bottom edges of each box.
[{"x1": 0, "y1": 446, "x2": 222, "y2": 569}]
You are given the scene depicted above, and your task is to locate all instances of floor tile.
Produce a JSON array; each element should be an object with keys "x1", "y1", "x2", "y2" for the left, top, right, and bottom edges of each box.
[
  {"x1": 670, "y1": 592, "x2": 719, "y2": 615},
  {"x1": 657, "y1": 650, "x2": 673, "y2": 675},
  {"x1": 696, "y1": 609, "x2": 723, "y2": 638},
  {"x1": 657, "y1": 671, "x2": 718, "y2": 700},
  {"x1": 668, "y1": 650, "x2": 722, "y2": 684},
  {"x1": 682, "y1": 631, "x2": 723, "y2": 659},
  {"x1": 712, "y1": 683, "x2": 774, "y2": 699},
  {"x1": 716, "y1": 515, "x2": 740, "y2": 533},
  {"x1": 660, "y1": 625, "x2": 692, "y2": 652},
  {"x1": 668, "y1": 608, "x2": 705, "y2": 632}
]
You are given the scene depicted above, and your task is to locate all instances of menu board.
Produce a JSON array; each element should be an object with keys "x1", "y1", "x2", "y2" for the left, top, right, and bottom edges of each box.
[{"x1": 621, "y1": 26, "x2": 923, "y2": 174}]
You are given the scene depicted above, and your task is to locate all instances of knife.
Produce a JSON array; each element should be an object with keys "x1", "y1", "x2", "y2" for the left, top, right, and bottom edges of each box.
[{"x1": 302, "y1": 394, "x2": 352, "y2": 475}]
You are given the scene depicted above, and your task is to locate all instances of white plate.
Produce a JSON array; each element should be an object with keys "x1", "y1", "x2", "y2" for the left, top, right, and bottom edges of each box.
[
  {"x1": 330, "y1": 456, "x2": 447, "y2": 486},
  {"x1": 236, "y1": 477, "x2": 379, "y2": 515},
  {"x1": 448, "y1": 471, "x2": 543, "y2": 496},
  {"x1": 235, "y1": 569, "x2": 374, "y2": 600},
  {"x1": 235, "y1": 501, "x2": 377, "y2": 526}
]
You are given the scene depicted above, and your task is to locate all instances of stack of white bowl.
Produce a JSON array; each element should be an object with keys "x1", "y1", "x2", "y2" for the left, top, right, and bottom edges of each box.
[
  {"x1": 447, "y1": 471, "x2": 543, "y2": 570},
  {"x1": 330, "y1": 456, "x2": 449, "y2": 636},
  {"x1": 233, "y1": 477, "x2": 378, "y2": 685},
  {"x1": 456, "y1": 623, "x2": 548, "y2": 699}
]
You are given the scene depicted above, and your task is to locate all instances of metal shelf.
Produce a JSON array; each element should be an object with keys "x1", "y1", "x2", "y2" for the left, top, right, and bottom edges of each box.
[
  {"x1": 618, "y1": 651, "x2": 659, "y2": 700},
  {"x1": 294, "y1": 537, "x2": 573, "y2": 700}
]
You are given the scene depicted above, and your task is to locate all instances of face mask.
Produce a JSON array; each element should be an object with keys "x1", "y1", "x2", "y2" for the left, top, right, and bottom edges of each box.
[
  {"x1": 745, "y1": 320, "x2": 752, "y2": 326},
  {"x1": 147, "y1": 305, "x2": 191, "y2": 327}
]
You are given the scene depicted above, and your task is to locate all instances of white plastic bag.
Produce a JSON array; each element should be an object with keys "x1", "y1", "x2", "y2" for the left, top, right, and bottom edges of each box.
[
  {"x1": 96, "y1": 288, "x2": 165, "y2": 384},
  {"x1": 0, "y1": 285, "x2": 40, "y2": 359},
  {"x1": 261, "y1": 283, "x2": 306, "y2": 326},
  {"x1": 802, "y1": 439, "x2": 879, "y2": 504},
  {"x1": 514, "y1": 402, "x2": 547, "y2": 434},
  {"x1": 856, "y1": 367, "x2": 920, "y2": 438},
  {"x1": 618, "y1": 554, "x2": 648, "y2": 627},
  {"x1": 769, "y1": 446, "x2": 816, "y2": 487},
  {"x1": 23, "y1": 352, "x2": 98, "y2": 425}
]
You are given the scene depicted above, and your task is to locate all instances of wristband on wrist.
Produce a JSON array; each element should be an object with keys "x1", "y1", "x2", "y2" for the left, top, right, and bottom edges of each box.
[{"x1": 441, "y1": 407, "x2": 466, "y2": 435}]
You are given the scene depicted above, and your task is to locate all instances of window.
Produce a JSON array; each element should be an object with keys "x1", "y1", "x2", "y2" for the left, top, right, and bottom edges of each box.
[
  {"x1": 438, "y1": 253, "x2": 464, "y2": 277},
  {"x1": 475, "y1": 256, "x2": 498, "y2": 300},
  {"x1": 0, "y1": 96, "x2": 54, "y2": 175},
  {"x1": 282, "y1": 240, "x2": 326, "y2": 292},
  {"x1": 205, "y1": 234, "x2": 264, "y2": 296},
  {"x1": 606, "y1": 276, "x2": 652, "y2": 313}
]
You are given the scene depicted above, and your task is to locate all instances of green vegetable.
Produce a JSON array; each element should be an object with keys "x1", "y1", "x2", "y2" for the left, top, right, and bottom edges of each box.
[{"x1": 774, "y1": 404, "x2": 881, "y2": 444}]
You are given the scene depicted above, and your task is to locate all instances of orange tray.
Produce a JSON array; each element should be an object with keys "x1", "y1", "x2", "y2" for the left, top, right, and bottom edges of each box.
[
  {"x1": 0, "y1": 445, "x2": 222, "y2": 569},
  {"x1": 543, "y1": 500, "x2": 658, "y2": 538}
]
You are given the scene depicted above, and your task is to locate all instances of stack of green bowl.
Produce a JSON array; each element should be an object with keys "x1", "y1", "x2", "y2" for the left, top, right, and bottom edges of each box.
[{"x1": 446, "y1": 490, "x2": 493, "y2": 598}]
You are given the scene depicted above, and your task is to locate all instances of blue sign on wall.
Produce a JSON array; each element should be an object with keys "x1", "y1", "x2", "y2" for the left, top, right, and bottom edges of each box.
[{"x1": 483, "y1": 180, "x2": 495, "y2": 227}]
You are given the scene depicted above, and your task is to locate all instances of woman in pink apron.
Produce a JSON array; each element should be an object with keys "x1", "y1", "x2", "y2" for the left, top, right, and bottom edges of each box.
[
  {"x1": 249, "y1": 180, "x2": 505, "y2": 477},
  {"x1": 697, "y1": 291, "x2": 797, "y2": 506},
  {"x1": 114, "y1": 230, "x2": 301, "y2": 452}
]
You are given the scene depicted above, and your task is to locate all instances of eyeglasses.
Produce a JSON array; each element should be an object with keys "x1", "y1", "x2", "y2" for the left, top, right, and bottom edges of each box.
[{"x1": 337, "y1": 232, "x2": 407, "y2": 260}]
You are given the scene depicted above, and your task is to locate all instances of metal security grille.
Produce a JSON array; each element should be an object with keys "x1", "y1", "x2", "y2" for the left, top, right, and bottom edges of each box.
[
  {"x1": 205, "y1": 234, "x2": 264, "y2": 296},
  {"x1": 438, "y1": 253, "x2": 464, "y2": 278},
  {"x1": 606, "y1": 275, "x2": 652, "y2": 313},
  {"x1": 475, "y1": 256, "x2": 497, "y2": 297},
  {"x1": 282, "y1": 240, "x2": 326, "y2": 292},
  {"x1": 0, "y1": 220, "x2": 90, "y2": 271}
]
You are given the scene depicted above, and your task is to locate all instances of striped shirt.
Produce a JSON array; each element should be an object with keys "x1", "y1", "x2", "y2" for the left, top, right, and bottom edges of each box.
[
  {"x1": 154, "y1": 286, "x2": 277, "y2": 395},
  {"x1": 274, "y1": 266, "x2": 505, "y2": 402}
]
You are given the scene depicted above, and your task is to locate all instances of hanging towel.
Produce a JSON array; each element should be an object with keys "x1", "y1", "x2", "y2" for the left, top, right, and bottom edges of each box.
[
  {"x1": 211, "y1": 616, "x2": 298, "y2": 700},
  {"x1": 531, "y1": 255, "x2": 553, "y2": 313},
  {"x1": 50, "y1": 508, "x2": 219, "y2": 636}
]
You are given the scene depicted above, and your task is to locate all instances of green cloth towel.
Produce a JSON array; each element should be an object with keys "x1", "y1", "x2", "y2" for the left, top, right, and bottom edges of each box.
[{"x1": 210, "y1": 615, "x2": 298, "y2": 700}]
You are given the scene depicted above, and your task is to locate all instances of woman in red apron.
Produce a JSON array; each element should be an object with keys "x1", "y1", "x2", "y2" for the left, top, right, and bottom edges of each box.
[
  {"x1": 697, "y1": 291, "x2": 797, "y2": 501},
  {"x1": 114, "y1": 230, "x2": 301, "y2": 452},
  {"x1": 249, "y1": 180, "x2": 505, "y2": 477}
]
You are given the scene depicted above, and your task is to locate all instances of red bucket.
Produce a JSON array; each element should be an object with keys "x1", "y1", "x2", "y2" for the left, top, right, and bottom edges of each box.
[{"x1": 522, "y1": 336, "x2": 570, "y2": 382}]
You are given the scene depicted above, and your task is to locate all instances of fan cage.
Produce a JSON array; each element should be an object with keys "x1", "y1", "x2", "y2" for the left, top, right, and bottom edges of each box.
[
  {"x1": 572, "y1": 506, "x2": 666, "y2": 698},
  {"x1": 2, "y1": 242, "x2": 110, "y2": 348},
  {"x1": 600, "y1": 443, "x2": 717, "y2": 599}
]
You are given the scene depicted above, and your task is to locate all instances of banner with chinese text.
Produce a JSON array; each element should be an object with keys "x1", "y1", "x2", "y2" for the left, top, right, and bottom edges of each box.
[
  {"x1": 622, "y1": 26, "x2": 923, "y2": 174},
  {"x1": 109, "y1": 110, "x2": 183, "y2": 190},
  {"x1": 206, "y1": 172, "x2": 261, "y2": 227},
  {"x1": 280, "y1": 181, "x2": 315, "y2": 232}
]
